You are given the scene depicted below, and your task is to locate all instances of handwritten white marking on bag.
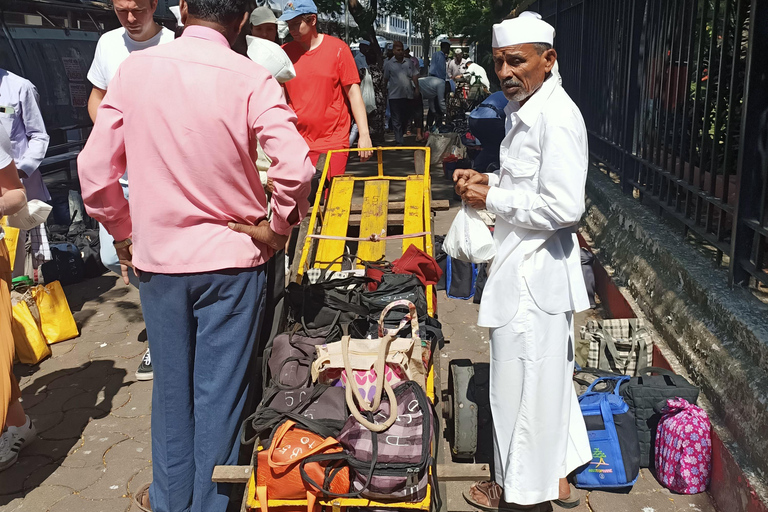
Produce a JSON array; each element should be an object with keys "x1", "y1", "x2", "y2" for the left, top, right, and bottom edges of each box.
[{"x1": 386, "y1": 435, "x2": 409, "y2": 446}]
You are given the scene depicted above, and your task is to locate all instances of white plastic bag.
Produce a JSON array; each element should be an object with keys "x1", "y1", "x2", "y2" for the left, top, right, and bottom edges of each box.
[
  {"x1": 7, "y1": 200, "x2": 52, "y2": 231},
  {"x1": 361, "y1": 70, "x2": 376, "y2": 113},
  {"x1": 443, "y1": 203, "x2": 496, "y2": 263}
]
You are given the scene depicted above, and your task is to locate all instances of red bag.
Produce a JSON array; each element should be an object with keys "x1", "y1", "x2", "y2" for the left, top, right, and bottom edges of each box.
[
  {"x1": 256, "y1": 420, "x2": 350, "y2": 512},
  {"x1": 392, "y1": 244, "x2": 442, "y2": 287}
]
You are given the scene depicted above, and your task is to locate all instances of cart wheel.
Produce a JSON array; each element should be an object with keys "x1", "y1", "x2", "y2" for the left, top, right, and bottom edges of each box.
[{"x1": 448, "y1": 359, "x2": 477, "y2": 461}]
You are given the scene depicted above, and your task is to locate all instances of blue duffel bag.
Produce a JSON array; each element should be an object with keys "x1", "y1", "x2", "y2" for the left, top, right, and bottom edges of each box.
[{"x1": 574, "y1": 376, "x2": 641, "y2": 489}]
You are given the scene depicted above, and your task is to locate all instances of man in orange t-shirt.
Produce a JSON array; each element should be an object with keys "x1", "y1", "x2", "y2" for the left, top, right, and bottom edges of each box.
[{"x1": 281, "y1": 0, "x2": 372, "y2": 200}]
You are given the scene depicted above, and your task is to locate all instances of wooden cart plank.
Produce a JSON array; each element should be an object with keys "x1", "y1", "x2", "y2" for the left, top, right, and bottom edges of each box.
[
  {"x1": 357, "y1": 180, "x2": 390, "y2": 263},
  {"x1": 314, "y1": 177, "x2": 355, "y2": 270},
  {"x1": 213, "y1": 465, "x2": 251, "y2": 483},
  {"x1": 402, "y1": 176, "x2": 425, "y2": 254}
]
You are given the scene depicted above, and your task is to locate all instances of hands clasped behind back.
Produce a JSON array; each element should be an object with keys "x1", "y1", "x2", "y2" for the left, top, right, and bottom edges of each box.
[{"x1": 227, "y1": 219, "x2": 289, "y2": 251}]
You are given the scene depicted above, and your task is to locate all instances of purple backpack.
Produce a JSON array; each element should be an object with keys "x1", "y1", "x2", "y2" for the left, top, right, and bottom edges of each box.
[
  {"x1": 338, "y1": 380, "x2": 435, "y2": 502},
  {"x1": 655, "y1": 398, "x2": 711, "y2": 494}
]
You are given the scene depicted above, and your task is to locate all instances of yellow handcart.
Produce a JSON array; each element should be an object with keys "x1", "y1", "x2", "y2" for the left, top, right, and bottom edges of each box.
[{"x1": 214, "y1": 146, "x2": 448, "y2": 512}]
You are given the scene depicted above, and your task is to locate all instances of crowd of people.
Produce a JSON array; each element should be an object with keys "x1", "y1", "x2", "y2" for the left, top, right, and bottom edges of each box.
[{"x1": 1, "y1": 1, "x2": 592, "y2": 511}]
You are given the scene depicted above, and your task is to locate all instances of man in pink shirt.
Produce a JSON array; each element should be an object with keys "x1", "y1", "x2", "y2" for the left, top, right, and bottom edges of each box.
[{"x1": 77, "y1": 0, "x2": 314, "y2": 510}]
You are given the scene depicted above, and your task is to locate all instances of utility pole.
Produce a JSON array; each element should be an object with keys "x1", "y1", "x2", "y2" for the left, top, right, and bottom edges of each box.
[{"x1": 407, "y1": 6, "x2": 411, "y2": 49}]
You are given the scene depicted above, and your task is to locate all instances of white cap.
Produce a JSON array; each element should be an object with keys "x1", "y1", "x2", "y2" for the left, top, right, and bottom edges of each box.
[
  {"x1": 246, "y1": 36, "x2": 296, "y2": 84},
  {"x1": 492, "y1": 11, "x2": 555, "y2": 48},
  {"x1": 169, "y1": 5, "x2": 183, "y2": 27}
]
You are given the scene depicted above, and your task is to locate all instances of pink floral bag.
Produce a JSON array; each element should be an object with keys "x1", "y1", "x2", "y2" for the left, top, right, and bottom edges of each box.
[{"x1": 655, "y1": 397, "x2": 711, "y2": 494}]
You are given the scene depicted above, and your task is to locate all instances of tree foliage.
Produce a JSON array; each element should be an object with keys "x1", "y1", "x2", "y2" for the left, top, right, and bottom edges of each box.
[{"x1": 431, "y1": 0, "x2": 522, "y2": 84}]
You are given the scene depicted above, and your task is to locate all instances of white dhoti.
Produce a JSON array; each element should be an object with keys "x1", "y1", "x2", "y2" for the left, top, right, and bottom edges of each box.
[{"x1": 489, "y1": 282, "x2": 591, "y2": 505}]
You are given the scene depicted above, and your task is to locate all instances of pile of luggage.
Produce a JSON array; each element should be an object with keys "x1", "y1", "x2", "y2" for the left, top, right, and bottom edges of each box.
[
  {"x1": 573, "y1": 319, "x2": 712, "y2": 495},
  {"x1": 240, "y1": 245, "x2": 444, "y2": 510}
]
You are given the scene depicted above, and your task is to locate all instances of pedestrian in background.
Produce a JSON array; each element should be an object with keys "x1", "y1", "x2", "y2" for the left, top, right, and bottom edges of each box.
[
  {"x1": 405, "y1": 44, "x2": 425, "y2": 141},
  {"x1": 86, "y1": 0, "x2": 175, "y2": 382},
  {"x1": 383, "y1": 41, "x2": 419, "y2": 146},
  {"x1": 78, "y1": 0, "x2": 314, "y2": 509},
  {"x1": 447, "y1": 47, "x2": 468, "y2": 80},
  {"x1": 419, "y1": 39, "x2": 450, "y2": 130},
  {"x1": 0, "y1": 68, "x2": 50, "y2": 278},
  {"x1": 359, "y1": 39, "x2": 386, "y2": 146},
  {"x1": 250, "y1": 6, "x2": 278, "y2": 43},
  {"x1": 280, "y1": 0, "x2": 372, "y2": 202}
]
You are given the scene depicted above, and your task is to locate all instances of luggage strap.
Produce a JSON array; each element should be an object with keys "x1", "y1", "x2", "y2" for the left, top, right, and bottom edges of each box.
[{"x1": 309, "y1": 230, "x2": 430, "y2": 242}]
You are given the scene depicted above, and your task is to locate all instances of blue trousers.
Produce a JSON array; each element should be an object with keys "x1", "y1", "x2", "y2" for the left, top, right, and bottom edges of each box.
[{"x1": 139, "y1": 266, "x2": 266, "y2": 512}]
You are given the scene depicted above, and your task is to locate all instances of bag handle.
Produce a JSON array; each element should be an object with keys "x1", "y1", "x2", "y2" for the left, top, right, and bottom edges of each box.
[
  {"x1": 637, "y1": 366, "x2": 677, "y2": 377},
  {"x1": 341, "y1": 334, "x2": 399, "y2": 432},
  {"x1": 581, "y1": 375, "x2": 630, "y2": 397},
  {"x1": 378, "y1": 300, "x2": 419, "y2": 339},
  {"x1": 320, "y1": 253, "x2": 366, "y2": 273},
  {"x1": 598, "y1": 327, "x2": 635, "y2": 374},
  {"x1": 599, "y1": 320, "x2": 649, "y2": 374}
]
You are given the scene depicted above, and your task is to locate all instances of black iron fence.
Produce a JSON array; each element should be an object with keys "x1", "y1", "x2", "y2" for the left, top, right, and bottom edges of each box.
[{"x1": 526, "y1": 0, "x2": 768, "y2": 288}]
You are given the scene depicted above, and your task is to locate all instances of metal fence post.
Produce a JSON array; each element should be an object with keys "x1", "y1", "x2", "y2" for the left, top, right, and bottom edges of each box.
[
  {"x1": 729, "y1": 0, "x2": 768, "y2": 287},
  {"x1": 619, "y1": 0, "x2": 646, "y2": 194}
]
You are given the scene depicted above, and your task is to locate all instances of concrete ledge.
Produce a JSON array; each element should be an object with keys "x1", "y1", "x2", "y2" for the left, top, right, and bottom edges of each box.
[{"x1": 581, "y1": 166, "x2": 768, "y2": 505}]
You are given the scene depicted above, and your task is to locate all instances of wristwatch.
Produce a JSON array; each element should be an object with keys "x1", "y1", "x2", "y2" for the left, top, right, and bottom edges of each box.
[{"x1": 113, "y1": 238, "x2": 133, "y2": 249}]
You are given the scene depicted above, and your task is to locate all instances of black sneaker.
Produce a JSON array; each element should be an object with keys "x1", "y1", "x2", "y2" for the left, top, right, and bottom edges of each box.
[{"x1": 135, "y1": 348, "x2": 153, "y2": 381}]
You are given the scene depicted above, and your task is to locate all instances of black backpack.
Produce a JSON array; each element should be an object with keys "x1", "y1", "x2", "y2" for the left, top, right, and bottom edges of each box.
[
  {"x1": 41, "y1": 243, "x2": 84, "y2": 285},
  {"x1": 619, "y1": 367, "x2": 700, "y2": 468}
]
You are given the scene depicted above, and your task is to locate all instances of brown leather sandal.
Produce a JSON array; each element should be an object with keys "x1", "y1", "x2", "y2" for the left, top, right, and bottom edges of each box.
[
  {"x1": 463, "y1": 481, "x2": 550, "y2": 511},
  {"x1": 134, "y1": 482, "x2": 152, "y2": 512},
  {"x1": 552, "y1": 483, "x2": 581, "y2": 509}
]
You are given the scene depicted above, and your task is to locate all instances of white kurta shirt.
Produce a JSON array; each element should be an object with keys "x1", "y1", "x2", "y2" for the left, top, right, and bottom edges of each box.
[{"x1": 478, "y1": 75, "x2": 590, "y2": 328}]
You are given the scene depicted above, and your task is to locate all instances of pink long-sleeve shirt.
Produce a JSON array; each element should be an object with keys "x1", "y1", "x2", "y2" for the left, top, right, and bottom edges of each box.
[{"x1": 78, "y1": 26, "x2": 313, "y2": 274}]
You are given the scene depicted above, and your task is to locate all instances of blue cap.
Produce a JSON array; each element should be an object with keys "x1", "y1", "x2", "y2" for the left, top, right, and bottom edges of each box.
[{"x1": 279, "y1": 0, "x2": 317, "y2": 21}]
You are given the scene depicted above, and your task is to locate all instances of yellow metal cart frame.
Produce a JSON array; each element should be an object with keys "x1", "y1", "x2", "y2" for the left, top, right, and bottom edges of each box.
[{"x1": 244, "y1": 146, "x2": 439, "y2": 512}]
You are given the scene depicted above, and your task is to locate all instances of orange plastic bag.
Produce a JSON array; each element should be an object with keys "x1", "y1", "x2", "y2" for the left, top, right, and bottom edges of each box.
[
  {"x1": 32, "y1": 281, "x2": 79, "y2": 344},
  {"x1": 12, "y1": 300, "x2": 51, "y2": 364}
]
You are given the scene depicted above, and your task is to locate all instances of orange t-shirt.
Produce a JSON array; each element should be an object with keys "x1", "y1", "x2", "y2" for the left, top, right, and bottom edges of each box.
[{"x1": 283, "y1": 35, "x2": 360, "y2": 153}]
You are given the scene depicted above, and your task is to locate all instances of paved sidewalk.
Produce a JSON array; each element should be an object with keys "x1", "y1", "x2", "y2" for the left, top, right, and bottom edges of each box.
[{"x1": 1, "y1": 276, "x2": 152, "y2": 512}]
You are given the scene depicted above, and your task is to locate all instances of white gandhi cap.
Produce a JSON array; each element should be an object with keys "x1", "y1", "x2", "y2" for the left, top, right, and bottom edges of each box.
[{"x1": 492, "y1": 11, "x2": 555, "y2": 48}]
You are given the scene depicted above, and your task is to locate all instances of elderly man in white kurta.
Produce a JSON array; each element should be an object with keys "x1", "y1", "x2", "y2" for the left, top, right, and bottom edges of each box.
[{"x1": 454, "y1": 12, "x2": 591, "y2": 511}]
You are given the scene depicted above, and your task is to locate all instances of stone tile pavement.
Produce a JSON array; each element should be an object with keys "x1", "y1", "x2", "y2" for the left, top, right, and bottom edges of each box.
[{"x1": 1, "y1": 275, "x2": 152, "y2": 512}]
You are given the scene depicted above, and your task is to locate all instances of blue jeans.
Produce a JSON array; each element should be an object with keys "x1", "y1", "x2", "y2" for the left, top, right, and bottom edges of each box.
[{"x1": 140, "y1": 266, "x2": 267, "y2": 512}]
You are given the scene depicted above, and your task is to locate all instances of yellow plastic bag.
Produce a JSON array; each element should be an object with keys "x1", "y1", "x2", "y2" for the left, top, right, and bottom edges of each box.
[
  {"x1": 32, "y1": 281, "x2": 79, "y2": 344},
  {"x1": 0, "y1": 217, "x2": 19, "y2": 272},
  {"x1": 12, "y1": 300, "x2": 51, "y2": 364}
]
